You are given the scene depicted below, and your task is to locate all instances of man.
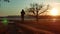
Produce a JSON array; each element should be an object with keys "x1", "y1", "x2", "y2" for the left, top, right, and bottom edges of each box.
[{"x1": 21, "y1": 9, "x2": 25, "y2": 21}]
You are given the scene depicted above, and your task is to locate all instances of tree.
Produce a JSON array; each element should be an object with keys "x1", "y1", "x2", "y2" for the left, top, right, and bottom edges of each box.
[
  {"x1": 29, "y1": 3, "x2": 49, "y2": 15},
  {"x1": 0, "y1": 0, "x2": 10, "y2": 7},
  {"x1": 25, "y1": 3, "x2": 50, "y2": 22},
  {"x1": 4, "y1": 0, "x2": 10, "y2": 2},
  {"x1": 0, "y1": 0, "x2": 10, "y2": 2}
]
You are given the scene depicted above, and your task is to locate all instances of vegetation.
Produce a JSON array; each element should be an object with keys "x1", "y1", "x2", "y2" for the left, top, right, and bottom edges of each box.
[
  {"x1": 25, "y1": 3, "x2": 50, "y2": 21},
  {"x1": 0, "y1": 0, "x2": 10, "y2": 2},
  {"x1": 26, "y1": 3, "x2": 50, "y2": 15}
]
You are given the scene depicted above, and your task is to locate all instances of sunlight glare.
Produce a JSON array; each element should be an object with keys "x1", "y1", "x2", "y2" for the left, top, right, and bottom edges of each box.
[{"x1": 50, "y1": 8, "x2": 58, "y2": 16}]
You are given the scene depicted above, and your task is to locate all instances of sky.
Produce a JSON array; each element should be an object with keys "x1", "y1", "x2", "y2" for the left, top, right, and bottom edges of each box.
[{"x1": 0, "y1": 0, "x2": 60, "y2": 16}]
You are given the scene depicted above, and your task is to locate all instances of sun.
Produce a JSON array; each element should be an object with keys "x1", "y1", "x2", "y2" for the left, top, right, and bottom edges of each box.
[{"x1": 50, "y1": 8, "x2": 58, "y2": 16}]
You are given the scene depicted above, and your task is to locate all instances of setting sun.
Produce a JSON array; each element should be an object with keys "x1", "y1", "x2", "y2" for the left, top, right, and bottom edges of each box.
[{"x1": 50, "y1": 8, "x2": 58, "y2": 16}]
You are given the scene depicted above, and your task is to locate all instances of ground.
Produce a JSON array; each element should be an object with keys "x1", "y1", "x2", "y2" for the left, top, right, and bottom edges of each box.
[{"x1": 0, "y1": 19, "x2": 60, "y2": 34}]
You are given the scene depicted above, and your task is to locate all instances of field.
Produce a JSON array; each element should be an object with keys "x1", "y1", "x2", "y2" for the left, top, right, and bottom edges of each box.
[{"x1": 0, "y1": 18, "x2": 60, "y2": 34}]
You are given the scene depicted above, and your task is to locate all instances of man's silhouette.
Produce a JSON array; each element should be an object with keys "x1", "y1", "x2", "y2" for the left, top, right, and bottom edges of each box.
[{"x1": 21, "y1": 9, "x2": 25, "y2": 21}]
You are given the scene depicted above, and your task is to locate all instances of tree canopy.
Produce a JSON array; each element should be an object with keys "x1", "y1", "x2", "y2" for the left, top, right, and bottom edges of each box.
[
  {"x1": 0, "y1": 0, "x2": 10, "y2": 2},
  {"x1": 4, "y1": 0, "x2": 10, "y2": 2},
  {"x1": 25, "y1": 3, "x2": 50, "y2": 16}
]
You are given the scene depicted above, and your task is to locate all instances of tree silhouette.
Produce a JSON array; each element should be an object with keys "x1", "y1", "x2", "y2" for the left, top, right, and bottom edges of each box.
[
  {"x1": 0, "y1": 0, "x2": 10, "y2": 7},
  {"x1": 25, "y1": 3, "x2": 50, "y2": 22},
  {"x1": 4, "y1": 0, "x2": 10, "y2": 2},
  {"x1": 0, "y1": 0, "x2": 10, "y2": 2}
]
